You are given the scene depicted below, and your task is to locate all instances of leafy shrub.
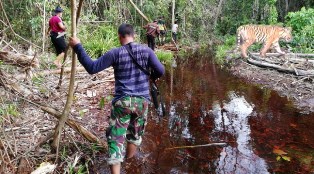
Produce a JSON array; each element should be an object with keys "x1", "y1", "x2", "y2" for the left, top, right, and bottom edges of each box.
[
  {"x1": 286, "y1": 8, "x2": 314, "y2": 33},
  {"x1": 214, "y1": 35, "x2": 236, "y2": 63},
  {"x1": 155, "y1": 50, "x2": 174, "y2": 65},
  {"x1": 79, "y1": 25, "x2": 120, "y2": 58},
  {"x1": 285, "y1": 8, "x2": 314, "y2": 53}
]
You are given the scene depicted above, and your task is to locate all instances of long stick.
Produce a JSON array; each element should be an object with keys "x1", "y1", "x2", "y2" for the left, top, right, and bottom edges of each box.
[
  {"x1": 165, "y1": 143, "x2": 227, "y2": 150},
  {"x1": 57, "y1": 0, "x2": 84, "y2": 88},
  {"x1": 51, "y1": 0, "x2": 77, "y2": 152}
]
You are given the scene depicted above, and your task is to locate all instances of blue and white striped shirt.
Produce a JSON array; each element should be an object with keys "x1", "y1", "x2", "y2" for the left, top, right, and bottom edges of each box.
[{"x1": 73, "y1": 42, "x2": 165, "y2": 103}]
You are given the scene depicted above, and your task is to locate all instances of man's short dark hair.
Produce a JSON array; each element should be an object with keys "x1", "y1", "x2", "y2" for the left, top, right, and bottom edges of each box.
[{"x1": 118, "y1": 23, "x2": 134, "y2": 37}]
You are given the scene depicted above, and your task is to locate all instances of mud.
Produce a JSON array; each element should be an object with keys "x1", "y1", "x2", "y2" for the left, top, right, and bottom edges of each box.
[{"x1": 228, "y1": 57, "x2": 314, "y2": 114}]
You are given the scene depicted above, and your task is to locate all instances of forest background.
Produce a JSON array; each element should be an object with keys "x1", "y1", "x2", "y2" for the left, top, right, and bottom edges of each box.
[{"x1": 0, "y1": 0, "x2": 313, "y2": 61}]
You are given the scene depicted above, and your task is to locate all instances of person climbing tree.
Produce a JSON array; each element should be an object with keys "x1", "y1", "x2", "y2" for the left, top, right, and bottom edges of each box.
[
  {"x1": 68, "y1": 23, "x2": 165, "y2": 174},
  {"x1": 47, "y1": 6, "x2": 67, "y2": 68},
  {"x1": 143, "y1": 20, "x2": 160, "y2": 51}
]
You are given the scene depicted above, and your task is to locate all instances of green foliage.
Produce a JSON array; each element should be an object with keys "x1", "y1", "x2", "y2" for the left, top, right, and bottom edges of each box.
[
  {"x1": 286, "y1": 8, "x2": 314, "y2": 33},
  {"x1": 99, "y1": 97, "x2": 105, "y2": 109},
  {"x1": 61, "y1": 146, "x2": 68, "y2": 161},
  {"x1": 91, "y1": 143, "x2": 104, "y2": 153},
  {"x1": 79, "y1": 109, "x2": 88, "y2": 117},
  {"x1": 286, "y1": 8, "x2": 314, "y2": 53},
  {"x1": 268, "y1": 4, "x2": 278, "y2": 24},
  {"x1": 0, "y1": 104, "x2": 20, "y2": 119},
  {"x1": 214, "y1": 35, "x2": 237, "y2": 64},
  {"x1": 79, "y1": 25, "x2": 120, "y2": 58},
  {"x1": 155, "y1": 50, "x2": 174, "y2": 65}
]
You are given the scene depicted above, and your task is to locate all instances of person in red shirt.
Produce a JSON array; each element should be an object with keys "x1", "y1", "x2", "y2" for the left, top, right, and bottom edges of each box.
[{"x1": 47, "y1": 6, "x2": 67, "y2": 68}]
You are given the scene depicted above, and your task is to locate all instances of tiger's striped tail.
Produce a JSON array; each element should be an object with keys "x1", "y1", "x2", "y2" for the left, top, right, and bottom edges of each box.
[{"x1": 235, "y1": 26, "x2": 244, "y2": 52}]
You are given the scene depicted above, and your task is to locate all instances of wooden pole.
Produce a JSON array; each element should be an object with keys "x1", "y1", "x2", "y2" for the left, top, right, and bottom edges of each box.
[
  {"x1": 57, "y1": 0, "x2": 84, "y2": 88},
  {"x1": 51, "y1": 0, "x2": 77, "y2": 152},
  {"x1": 171, "y1": 0, "x2": 175, "y2": 28}
]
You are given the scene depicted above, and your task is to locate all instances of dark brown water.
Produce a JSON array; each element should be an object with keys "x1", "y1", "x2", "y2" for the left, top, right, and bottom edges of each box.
[{"x1": 97, "y1": 56, "x2": 314, "y2": 173}]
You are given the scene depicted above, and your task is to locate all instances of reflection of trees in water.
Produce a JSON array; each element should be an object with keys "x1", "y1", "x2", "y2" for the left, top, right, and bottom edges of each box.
[
  {"x1": 212, "y1": 92, "x2": 269, "y2": 174},
  {"x1": 161, "y1": 57, "x2": 271, "y2": 173},
  {"x1": 156, "y1": 56, "x2": 314, "y2": 173}
]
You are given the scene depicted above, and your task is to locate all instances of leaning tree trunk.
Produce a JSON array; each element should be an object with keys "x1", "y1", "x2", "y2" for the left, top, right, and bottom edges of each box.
[
  {"x1": 51, "y1": 0, "x2": 78, "y2": 152},
  {"x1": 127, "y1": 0, "x2": 149, "y2": 22}
]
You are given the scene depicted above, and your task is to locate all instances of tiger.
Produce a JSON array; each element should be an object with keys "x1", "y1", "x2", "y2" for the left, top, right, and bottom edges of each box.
[{"x1": 236, "y1": 25, "x2": 292, "y2": 58}]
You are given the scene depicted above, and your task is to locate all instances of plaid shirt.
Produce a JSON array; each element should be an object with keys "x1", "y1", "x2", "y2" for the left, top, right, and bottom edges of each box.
[{"x1": 73, "y1": 42, "x2": 165, "y2": 103}]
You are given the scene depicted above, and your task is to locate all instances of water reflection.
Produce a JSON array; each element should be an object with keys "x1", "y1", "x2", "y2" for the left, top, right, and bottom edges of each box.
[
  {"x1": 169, "y1": 103, "x2": 194, "y2": 140},
  {"x1": 211, "y1": 92, "x2": 269, "y2": 174}
]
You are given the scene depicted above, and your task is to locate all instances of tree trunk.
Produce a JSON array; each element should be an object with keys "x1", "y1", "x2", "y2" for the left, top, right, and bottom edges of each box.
[
  {"x1": 51, "y1": 0, "x2": 78, "y2": 152},
  {"x1": 171, "y1": 0, "x2": 175, "y2": 29},
  {"x1": 127, "y1": 0, "x2": 149, "y2": 22},
  {"x1": 213, "y1": 0, "x2": 224, "y2": 28},
  {"x1": 42, "y1": 0, "x2": 46, "y2": 52}
]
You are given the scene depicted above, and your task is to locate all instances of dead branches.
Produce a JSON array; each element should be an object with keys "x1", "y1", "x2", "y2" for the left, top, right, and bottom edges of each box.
[
  {"x1": 0, "y1": 51, "x2": 39, "y2": 68},
  {"x1": 0, "y1": 69, "x2": 33, "y2": 97},
  {"x1": 0, "y1": 75, "x2": 108, "y2": 150},
  {"x1": 39, "y1": 105, "x2": 107, "y2": 149}
]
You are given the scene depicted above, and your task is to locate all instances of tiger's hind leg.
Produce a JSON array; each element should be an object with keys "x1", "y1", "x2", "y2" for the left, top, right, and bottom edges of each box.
[{"x1": 240, "y1": 40, "x2": 254, "y2": 58}]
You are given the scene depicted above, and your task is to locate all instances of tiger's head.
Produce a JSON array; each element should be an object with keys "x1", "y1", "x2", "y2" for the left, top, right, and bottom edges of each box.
[{"x1": 280, "y1": 27, "x2": 292, "y2": 42}]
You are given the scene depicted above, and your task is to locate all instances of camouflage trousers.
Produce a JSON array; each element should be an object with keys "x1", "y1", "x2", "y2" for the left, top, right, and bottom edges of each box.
[{"x1": 106, "y1": 96, "x2": 149, "y2": 165}]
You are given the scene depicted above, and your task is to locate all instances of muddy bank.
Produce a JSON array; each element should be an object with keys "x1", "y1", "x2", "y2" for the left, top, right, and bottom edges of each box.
[{"x1": 228, "y1": 58, "x2": 314, "y2": 114}]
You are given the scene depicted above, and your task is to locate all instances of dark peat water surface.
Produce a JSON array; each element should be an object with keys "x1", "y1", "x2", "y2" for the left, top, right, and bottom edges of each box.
[{"x1": 98, "y1": 56, "x2": 314, "y2": 174}]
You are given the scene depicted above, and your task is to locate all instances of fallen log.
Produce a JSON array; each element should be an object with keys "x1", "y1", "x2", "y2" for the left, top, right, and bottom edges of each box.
[
  {"x1": 0, "y1": 51, "x2": 39, "y2": 68},
  {"x1": 0, "y1": 70, "x2": 32, "y2": 96},
  {"x1": 38, "y1": 105, "x2": 108, "y2": 150},
  {"x1": 246, "y1": 58, "x2": 314, "y2": 76},
  {"x1": 250, "y1": 52, "x2": 314, "y2": 58}
]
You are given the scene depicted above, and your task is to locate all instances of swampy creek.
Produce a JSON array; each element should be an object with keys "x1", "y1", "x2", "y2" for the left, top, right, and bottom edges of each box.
[{"x1": 97, "y1": 56, "x2": 314, "y2": 173}]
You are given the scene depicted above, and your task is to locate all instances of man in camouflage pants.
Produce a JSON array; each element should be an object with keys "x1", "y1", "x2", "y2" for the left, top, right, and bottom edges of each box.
[
  {"x1": 69, "y1": 24, "x2": 165, "y2": 174},
  {"x1": 107, "y1": 96, "x2": 149, "y2": 163}
]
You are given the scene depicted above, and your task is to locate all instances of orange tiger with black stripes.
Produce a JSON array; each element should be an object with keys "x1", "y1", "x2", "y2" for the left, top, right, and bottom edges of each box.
[{"x1": 236, "y1": 25, "x2": 292, "y2": 58}]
